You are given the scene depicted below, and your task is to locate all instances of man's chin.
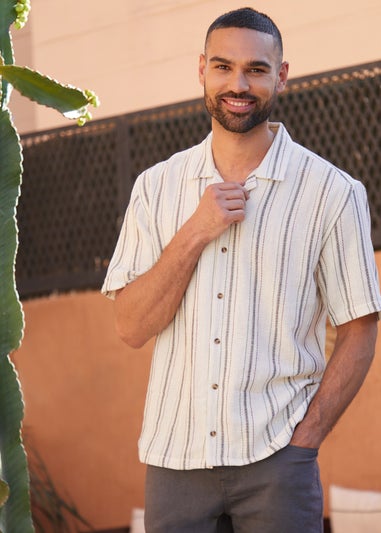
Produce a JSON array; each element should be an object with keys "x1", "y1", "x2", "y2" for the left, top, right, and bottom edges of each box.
[{"x1": 217, "y1": 118, "x2": 266, "y2": 134}]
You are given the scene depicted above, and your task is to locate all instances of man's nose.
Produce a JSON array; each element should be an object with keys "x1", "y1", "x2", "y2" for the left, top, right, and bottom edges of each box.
[{"x1": 228, "y1": 70, "x2": 250, "y2": 93}]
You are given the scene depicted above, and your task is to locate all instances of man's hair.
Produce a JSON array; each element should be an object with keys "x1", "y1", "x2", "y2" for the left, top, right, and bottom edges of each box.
[{"x1": 205, "y1": 7, "x2": 283, "y2": 57}]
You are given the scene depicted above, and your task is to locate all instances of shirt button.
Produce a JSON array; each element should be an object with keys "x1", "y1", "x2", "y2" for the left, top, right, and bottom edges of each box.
[
  {"x1": 212, "y1": 384, "x2": 219, "y2": 390},
  {"x1": 221, "y1": 247, "x2": 228, "y2": 253},
  {"x1": 214, "y1": 338, "x2": 221, "y2": 344},
  {"x1": 210, "y1": 431, "x2": 217, "y2": 437},
  {"x1": 217, "y1": 293, "x2": 223, "y2": 299}
]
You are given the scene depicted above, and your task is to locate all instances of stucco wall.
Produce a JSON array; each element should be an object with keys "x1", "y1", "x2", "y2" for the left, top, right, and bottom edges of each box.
[
  {"x1": 12, "y1": 253, "x2": 381, "y2": 530},
  {"x1": 10, "y1": 0, "x2": 381, "y2": 133}
]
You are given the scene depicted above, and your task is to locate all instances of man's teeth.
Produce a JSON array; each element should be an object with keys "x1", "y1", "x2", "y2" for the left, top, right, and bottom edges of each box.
[{"x1": 226, "y1": 100, "x2": 252, "y2": 107}]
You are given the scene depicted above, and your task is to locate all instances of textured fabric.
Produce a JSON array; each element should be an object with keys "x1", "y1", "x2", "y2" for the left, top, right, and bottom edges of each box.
[
  {"x1": 145, "y1": 445, "x2": 323, "y2": 533},
  {"x1": 102, "y1": 123, "x2": 381, "y2": 470}
]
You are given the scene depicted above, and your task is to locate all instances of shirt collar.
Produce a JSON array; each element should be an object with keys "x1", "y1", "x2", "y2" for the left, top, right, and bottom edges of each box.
[{"x1": 194, "y1": 122, "x2": 293, "y2": 183}]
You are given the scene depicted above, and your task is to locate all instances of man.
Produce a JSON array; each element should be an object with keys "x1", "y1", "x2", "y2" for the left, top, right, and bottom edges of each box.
[{"x1": 102, "y1": 7, "x2": 381, "y2": 532}]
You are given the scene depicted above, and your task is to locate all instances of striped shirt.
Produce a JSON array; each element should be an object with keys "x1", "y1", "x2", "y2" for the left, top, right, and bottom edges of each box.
[{"x1": 102, "y1": 122, "x2": 381, "y2": 470}]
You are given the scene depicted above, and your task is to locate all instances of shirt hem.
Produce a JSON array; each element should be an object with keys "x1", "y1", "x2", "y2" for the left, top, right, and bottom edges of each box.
[{"x1": 139, "y1": 444, "x2": 290, "y2": 471}]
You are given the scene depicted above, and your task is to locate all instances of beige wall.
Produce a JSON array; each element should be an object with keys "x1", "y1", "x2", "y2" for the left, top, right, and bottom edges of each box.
[
  {"x1": 10, "y1": 0, "x2": 381, "y2": 133},
  {"x1": 12, "y1": 252, "x2": 381, "y2": 530}
]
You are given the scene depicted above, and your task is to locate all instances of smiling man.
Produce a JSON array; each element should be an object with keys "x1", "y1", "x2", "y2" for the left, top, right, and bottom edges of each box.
[{"x1": 102, "y1": 8, "x2": 381, "y2": 533}]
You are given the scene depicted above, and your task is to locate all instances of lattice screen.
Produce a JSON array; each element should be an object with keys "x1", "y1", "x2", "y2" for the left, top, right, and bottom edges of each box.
[{"x1": 17, "y1": 61, "x2": 381, "y2": 298}]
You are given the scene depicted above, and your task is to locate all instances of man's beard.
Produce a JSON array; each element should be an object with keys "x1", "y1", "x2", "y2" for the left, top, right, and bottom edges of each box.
[{"x1": 204, "y1": 89, "x2": 277, "y2": 133}]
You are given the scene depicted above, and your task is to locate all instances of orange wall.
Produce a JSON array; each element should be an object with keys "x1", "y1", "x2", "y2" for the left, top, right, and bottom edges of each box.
[
  {"x1": 12, "y1": 252, "x2": 381, "y2": 529},
  {"x1": 13, "y1": 293, "x2": 154, "y2": 530}
]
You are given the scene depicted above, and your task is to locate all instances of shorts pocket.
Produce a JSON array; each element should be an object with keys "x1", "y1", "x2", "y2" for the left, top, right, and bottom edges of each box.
[{"x1": 286, "y1": 444, "x2": 319, "y2": 457}]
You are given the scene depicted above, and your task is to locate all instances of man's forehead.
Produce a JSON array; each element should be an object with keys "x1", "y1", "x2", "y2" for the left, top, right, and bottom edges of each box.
[
  {"x1": 205, "y1": 27, "x2": 277, "y2": 50},
  {"x1": 205, "y1": 27, "x2": 279, "y2": 58}
]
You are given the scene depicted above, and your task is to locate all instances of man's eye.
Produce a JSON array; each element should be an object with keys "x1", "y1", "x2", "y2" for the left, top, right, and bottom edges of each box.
[{"x1": 216, "y1": 65, "x2": 229, "y2": 70}]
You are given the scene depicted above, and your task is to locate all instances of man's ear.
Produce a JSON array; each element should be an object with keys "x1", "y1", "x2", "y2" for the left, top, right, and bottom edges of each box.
[
  {"x1": 199, "y1": 54, "x2": 206, "y2": 86},
  {"x1": 276, "y1": 61, "x2": 289, "y2": 94}
]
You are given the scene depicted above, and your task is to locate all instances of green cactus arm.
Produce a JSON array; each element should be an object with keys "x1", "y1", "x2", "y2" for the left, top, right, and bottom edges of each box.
[
  {"x1": 0, "y1": 62, "x2": 99, "y2": 124},
  {"x1": 0, "y1": 356, "x2": 34, "y2": 533},
  {"x1": 0, "y1": 0, "x2": 17, "y2": 108},
  {"x1": 0, "y1": 107, "x2": 31, "y2": 533},
  {"x1": 0, "y1": 1, "x2": 16, "y2": 62},
  {"x1": 0, "y1": 108, "x2": 24, "y2": 358}
]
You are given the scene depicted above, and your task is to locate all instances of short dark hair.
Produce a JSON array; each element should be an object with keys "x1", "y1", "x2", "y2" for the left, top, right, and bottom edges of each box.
[{"x1": 205, "y1": 7, "x2": 283, "y2": 58}]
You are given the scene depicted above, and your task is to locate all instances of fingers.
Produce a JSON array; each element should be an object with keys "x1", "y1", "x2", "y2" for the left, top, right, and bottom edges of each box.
[
  {"x1": 192, "y1": 182, "x2": 250, "y2": 242},
  {"x1": 213, "y1": 182, "x2": 250, "y2": 197},
  {"x1": 206, "y1": 182, "x2": 249, "y2": 211},
  {"x1": 205, "y1": 183, "x2": 248, "y2": 225},
  {"x1": 207, "y1": 182, "x2": 249, "y2": 200}
]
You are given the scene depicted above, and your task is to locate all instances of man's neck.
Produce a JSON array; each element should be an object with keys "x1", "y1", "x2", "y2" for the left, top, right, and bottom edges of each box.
[{"x1": 211, "y1": 120, "x2": 275, "y2": 183}]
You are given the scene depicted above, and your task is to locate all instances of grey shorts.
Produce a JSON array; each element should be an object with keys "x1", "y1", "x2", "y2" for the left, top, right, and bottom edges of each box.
[{"x1": 144, "y1": 445, "x2": 323, "y2": 533}]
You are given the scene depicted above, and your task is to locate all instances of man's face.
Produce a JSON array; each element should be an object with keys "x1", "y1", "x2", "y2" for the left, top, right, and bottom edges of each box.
[{"x1": 199, "y1": 27, "x2": 288, "y2": 133}]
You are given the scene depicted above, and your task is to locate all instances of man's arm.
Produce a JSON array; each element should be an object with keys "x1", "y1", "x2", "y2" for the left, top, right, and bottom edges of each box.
[
  {"x1": 114, "y1": 182, "x2": 249, "y2": 348},
  {"x1": 290, "y1": 312, "x2": 378, "y2": 448}
]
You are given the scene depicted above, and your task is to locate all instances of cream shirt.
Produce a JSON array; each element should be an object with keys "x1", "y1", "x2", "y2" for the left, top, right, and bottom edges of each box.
[{"x1": 102, "y1": 123, "x2": 381, "y2": 469}]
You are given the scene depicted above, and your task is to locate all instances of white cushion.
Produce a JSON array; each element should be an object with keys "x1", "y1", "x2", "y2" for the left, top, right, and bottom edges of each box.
[
  {"x1": 330, "y1": 485, "x2": 381, "y2": 533},
  {"x1": 130, "y1": 507, "x2": 145, "y2": 533}
]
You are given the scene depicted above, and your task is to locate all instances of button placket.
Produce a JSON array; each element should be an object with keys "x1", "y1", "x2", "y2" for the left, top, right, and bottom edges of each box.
[{"x1": 205, "y1": 238, "x2": 229, "y2": 466}]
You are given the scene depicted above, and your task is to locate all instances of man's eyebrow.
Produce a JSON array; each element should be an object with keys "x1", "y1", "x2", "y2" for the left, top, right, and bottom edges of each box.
[
  {"x1": 209, "y1": 56, "x2": 233, "y2": 64},
  {"x1": 247, "y1": 60, "x2": 272, "y2": 69},
  {"x1": 209, "y1": 56, "x2": 272, "y2": 69}
]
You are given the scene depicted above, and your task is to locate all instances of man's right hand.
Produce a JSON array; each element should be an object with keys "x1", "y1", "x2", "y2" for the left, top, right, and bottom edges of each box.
[{"x1": 190, "y1": 182, "x2": 250, "y2": 243}]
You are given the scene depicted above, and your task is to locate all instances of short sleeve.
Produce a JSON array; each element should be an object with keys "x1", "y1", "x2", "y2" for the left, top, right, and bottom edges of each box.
[
  {"x1": 101, "y1": 175, "x2": 154, "y2": 299},
  {"x1": 317, "y1": 181, "x2": 381, "y2": 326}
]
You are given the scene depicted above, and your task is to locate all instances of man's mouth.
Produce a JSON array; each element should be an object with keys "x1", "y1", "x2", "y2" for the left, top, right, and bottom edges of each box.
[
  {"x1": 225, "y1": 99, "x2": 252, "y2": 107},
  {"x1": 221, "y1": 98, "x2": 256, "y2": 112}
]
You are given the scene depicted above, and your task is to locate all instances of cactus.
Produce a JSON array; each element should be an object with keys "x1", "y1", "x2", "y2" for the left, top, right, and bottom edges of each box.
[{"x1": 0, "y1": 1, "x2": 99, "y2": 531}]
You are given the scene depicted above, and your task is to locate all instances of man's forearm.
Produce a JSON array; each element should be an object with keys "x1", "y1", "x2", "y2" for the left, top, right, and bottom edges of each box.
[
  {"x1": 290, "y1": 313, "x2": 378, "y2": 448},
  {"x1": 114, "y1": 218, "x2": 208, "y2": 348}
]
